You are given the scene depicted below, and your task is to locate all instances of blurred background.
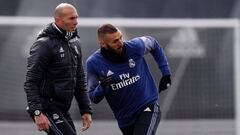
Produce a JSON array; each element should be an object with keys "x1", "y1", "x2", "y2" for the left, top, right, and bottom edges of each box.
[{"x1": 0, "y1": 0, "x2": 239, "y2": 135}]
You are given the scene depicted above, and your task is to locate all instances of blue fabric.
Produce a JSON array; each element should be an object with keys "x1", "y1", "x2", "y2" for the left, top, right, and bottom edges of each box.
[{"x1": 86, "y1": 36, "x2": 171, "y2": 127}]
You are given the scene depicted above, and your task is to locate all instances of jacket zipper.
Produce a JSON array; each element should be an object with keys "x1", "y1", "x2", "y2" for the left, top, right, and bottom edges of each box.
[{"x1": 68, "y1": 42, "x2": 75, "y2": 92}]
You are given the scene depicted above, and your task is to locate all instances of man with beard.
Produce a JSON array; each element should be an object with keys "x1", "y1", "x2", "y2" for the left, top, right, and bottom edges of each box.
[{"x1": 86, "y1": 24, "x2": 171, "y2": 135}]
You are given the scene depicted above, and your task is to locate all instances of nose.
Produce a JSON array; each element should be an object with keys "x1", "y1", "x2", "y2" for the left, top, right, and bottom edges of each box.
[
  {"x1": 74, "y1": 19, "x2": 78, "y2": 26},
  {"x1": 117, "y1": 40, "x2": 123, "y2": 47}
]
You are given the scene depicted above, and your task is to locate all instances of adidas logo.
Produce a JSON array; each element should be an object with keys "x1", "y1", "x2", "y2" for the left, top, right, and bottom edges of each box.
[
  {"x1": 107, "y1": 70, "x2": 114, "y2": 76},
  {"x1": 59, "y1": 47, "x2": 64, "y2": 53},
  {"x1": 144, "y1": 107, "x2": 151, "y2": 112}
]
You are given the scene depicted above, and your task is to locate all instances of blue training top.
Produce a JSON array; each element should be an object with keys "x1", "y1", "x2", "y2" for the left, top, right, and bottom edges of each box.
[{"x1": 86, "y1": 36, "x2": 171, "y2": 128}]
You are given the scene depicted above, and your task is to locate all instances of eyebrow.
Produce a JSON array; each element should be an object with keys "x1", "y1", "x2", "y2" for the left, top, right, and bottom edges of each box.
[
  {"x1": 113, "y1": 35, "x2": 122, "y2": 43},
  {"x1": 69, "y1": 16, "x2": 78, "y2": 19}
]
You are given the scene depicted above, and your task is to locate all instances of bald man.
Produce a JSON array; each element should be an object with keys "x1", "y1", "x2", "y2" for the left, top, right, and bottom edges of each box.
[{"x1": 24, "y1": 3, "x2": 92, "y2": 135}]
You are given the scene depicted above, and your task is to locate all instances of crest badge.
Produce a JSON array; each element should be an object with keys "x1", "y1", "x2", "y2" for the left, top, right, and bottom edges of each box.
[
  {"x1": 53, "y1": 113, "x2": 59, "y2": 120},
  {"x1": 128, "y1": 59, "x2": 135, "y2": 68}
]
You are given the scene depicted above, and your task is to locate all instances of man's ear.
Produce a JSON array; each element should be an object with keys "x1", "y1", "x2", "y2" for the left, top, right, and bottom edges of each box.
[
  {"x1": 99, "y1": 40, "x2": 105, "y2": 48},
  {"x1": 55, "y1": 16, "x2": 61, "y2": 24}
]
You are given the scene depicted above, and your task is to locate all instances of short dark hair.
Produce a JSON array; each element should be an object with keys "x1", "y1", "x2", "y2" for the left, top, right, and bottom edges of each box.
[{"x1": 97, "y1": 24, "x2": 118, "y2": 38}]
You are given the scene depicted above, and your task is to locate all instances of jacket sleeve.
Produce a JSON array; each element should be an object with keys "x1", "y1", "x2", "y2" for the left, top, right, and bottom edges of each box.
[
  {"x1": 74, "y1": 47, "x2": 93, "y2": 115},
  {"x1": 86, "y1": 59, "x2": 105, "y2": 104},
  {"x1": 24, "y1": 38, "x2": 52, "y2": 114},
  {"x1": 140, "y1": 36, "x2": 171, "y2": 76}
]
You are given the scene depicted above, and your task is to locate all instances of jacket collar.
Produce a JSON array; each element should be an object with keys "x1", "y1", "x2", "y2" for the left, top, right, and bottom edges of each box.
[{"x1": 52, "y1": 23, "x2": 75, "y2": 40}]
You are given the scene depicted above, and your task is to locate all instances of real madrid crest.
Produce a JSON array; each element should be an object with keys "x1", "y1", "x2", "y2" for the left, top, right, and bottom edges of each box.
[
  {"x1": 53, "y1": 113, "x2": 59, "y2": 120},
  {"x1": 128, "y1": 59, "x2": 135, "y2": 68}
]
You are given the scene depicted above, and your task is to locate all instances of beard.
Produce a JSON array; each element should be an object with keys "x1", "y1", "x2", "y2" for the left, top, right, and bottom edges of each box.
[
  {"x1": 105, "y1": 43, "x2": 123, "y2": 54},
  {"x1": 100, "y1": 44, "x2": 128, "y2": 63}
]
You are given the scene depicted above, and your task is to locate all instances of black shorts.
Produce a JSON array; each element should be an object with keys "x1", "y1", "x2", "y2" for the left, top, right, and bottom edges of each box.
[
  {"x1": 31, "y1": 107, "x2": 77, "y2": 135},
  {"x1": 120, "y1": 103, "x2": 161, "y2": 135}
]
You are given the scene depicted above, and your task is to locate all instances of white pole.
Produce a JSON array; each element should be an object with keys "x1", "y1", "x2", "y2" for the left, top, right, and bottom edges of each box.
[
  {"x1": 234, "y1": 19, "x2": 240, "y2": 135},
  {"x1": 0, "y1": 16, "x2": 238, "y2": 27}
]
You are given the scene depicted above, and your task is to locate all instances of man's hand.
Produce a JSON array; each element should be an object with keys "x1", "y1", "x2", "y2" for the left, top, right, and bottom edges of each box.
[
  {"x1": 159, "y1": 75, "x2": 171, "y2": 93},
  {"x1": 34, "y1": 113, "x2": 51, "y2": 132},
  {"x1": 81, "y1": 113, "x2": 92, "y2": 132},
  {"x1": 100, "y1": 76, "x2": 112, "y2": 88}
]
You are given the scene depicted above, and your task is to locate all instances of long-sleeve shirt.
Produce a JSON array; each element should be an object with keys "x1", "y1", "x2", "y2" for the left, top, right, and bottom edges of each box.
[{"x1": 86, "y1": 36, "x2": 171, "y2": 127}]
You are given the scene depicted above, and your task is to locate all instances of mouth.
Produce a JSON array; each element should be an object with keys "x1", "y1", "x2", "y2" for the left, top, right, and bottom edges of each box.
[
  {"x1": 71, "y1": 25, "x2": 77, "y2": 30},
  {"x1": 116, "y1": 47, "x2": 123, "y2": 54},
  {"x1": 72, "y1": 27, "x2": 76, "y2": 30}
]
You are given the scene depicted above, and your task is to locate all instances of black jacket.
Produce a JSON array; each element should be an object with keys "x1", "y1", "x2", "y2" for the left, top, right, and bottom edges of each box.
[{"x1": 24, "y1": 23, "x2": 92, "y2": 115}]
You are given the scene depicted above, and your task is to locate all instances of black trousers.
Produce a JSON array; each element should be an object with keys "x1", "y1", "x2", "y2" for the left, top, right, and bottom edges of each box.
[
  {"x1": 120, "y1": 103, "x2": 161, "y2": 135},
  {"x1": 31, "y1": 107, "x2": 77, "y2": 135}
]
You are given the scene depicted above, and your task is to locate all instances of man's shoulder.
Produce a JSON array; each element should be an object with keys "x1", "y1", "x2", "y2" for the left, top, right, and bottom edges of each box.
[
  {"x1": 125, "y1": 37, "x2": 144, "y2": 47},
  {"x1": 31, "y1": 37, "x2": 48, "y2": 47},
  {"x1": 34, "y1": 35, "x2": 64, "y2": 47},
  {"x1": 126, "y1": 36, "x2": 154, "y2": 45},
  {"x1": 31, "y1": 36, "x2": 59, "y2": 52},
  {"x1": 36, "y1": 36, "x2": 50, "y2": 42},
  {"x1": 34, "y1": 36, "x2": 54, "y2": 46},
  {"x1": 86, "y1": 50, "x2": 101, "y2": 63},
  {"x1": 124, "y1": 37, "x2": 146, "y2": 54}
]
